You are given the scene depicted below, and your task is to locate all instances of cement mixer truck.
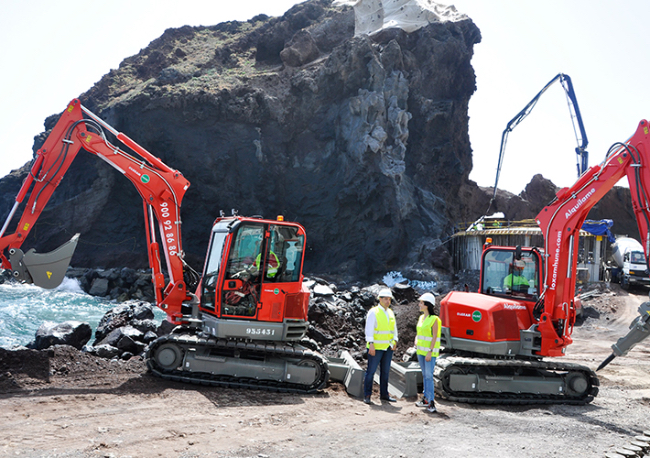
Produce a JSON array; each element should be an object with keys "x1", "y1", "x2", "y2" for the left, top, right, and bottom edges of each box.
[{"x1": 609, "y1": 237, "x2": 650, "y2": 289}]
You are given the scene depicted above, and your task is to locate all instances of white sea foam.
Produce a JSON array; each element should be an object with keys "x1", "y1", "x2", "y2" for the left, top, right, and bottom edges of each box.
[
  {"x1": 382, "y1": 271, "x2": 437, "y2": 292},
  {"x1": 0, "y1": 281, "x2": 111, "y2": 349}
]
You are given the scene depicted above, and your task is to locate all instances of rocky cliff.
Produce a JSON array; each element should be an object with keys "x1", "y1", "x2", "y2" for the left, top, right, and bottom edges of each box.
[
  {"x1": 461, "y1": 174, "x2": 640, "y2": 241},
  {"x1": 0, "y1": 0, "x2": 637, "y2": 283}
]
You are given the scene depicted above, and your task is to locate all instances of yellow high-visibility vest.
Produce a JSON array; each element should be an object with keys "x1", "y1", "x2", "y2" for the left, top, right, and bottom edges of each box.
[
  {"x1": 367, "y1": 305, "x2": 396, "y2": 351},
  {"x1": 416, "y1": 314, "x2": 441, "y2": 357},
  {"x1": 255, "y1": 251, "x2": 280, "y2": 278}
]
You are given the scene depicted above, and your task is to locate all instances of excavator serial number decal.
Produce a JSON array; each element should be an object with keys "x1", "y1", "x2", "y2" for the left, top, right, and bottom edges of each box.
[{"x1": 246, "y1": 328, "x2": 276, "y2": 336}]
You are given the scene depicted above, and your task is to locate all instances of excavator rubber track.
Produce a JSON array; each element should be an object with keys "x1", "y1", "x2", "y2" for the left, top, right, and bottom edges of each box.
[
  {"x1": 146, "y1": 332, "x2": 329, "y2": 394},
  {"x1": 434, "y1": 354, "x2": 599, "y2": 405}
]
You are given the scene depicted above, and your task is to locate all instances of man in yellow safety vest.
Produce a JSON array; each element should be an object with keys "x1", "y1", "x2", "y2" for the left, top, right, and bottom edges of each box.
[
  {"x1": 363, "y1": 288, "x2": 399, "y2": 404},
  {"x1": 254, "y1": 251, "x2": 280, "y2": 279},
  {"x1": 503, "y1": 259, "x2": 529, "y2": 292}
]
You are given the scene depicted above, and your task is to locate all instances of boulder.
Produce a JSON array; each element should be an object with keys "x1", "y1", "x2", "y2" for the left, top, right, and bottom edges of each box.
[
  {"x1": 88, "y1": 278, "x2": 109, "y2": 297},
  {"x1": 96, "y1": 326, "x2": 143, "y2": 350},
  {"x1": 30, "y1": 321, "x2": 92, "y2": 350},
  {"x1": 93, "y1": 344, "x2": 121, "y2": 359},
  {"x1": 94, "y1": 302, "x2": 155, "y2": 344}
]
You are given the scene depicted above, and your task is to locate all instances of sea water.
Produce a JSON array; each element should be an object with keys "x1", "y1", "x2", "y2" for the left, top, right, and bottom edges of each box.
[
  {"x1": 382, "y1": 271, "x2": 437, "y2": 292},
  {"x1": 0, "y1": 272, "x2": 432, "y2": 349},
  {"x1": 0, "y1": 278, "x2": 165, "y2": 349}
]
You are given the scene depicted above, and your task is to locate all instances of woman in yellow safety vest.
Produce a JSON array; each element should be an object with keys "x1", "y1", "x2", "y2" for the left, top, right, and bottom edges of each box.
[{"x1": 414, "y1": 292, "x2": 441, "y2": 413}]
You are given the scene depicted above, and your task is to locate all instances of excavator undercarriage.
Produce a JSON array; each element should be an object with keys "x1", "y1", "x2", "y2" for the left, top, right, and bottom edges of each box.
[
  {"x1": 434, "y1": 354, "x2": 599, "y2": 405},
  {"x1": 146, "y1": 331, "x2": 329, "y2": 393}
]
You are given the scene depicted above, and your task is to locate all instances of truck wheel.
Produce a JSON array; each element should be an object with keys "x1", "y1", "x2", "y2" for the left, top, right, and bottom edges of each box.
[{"x1": 621, "y1": 276, "x2": 630, "y2": 290}]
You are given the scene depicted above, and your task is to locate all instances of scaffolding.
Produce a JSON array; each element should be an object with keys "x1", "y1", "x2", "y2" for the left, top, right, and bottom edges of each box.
[{"x1": 450, "y1": 221, "x2": 608, "y2": 283}]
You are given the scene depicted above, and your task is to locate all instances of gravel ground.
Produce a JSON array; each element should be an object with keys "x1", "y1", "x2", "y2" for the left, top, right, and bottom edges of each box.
[{"x1": 0, "y1": 284, "x2": 649, "y2": 458}]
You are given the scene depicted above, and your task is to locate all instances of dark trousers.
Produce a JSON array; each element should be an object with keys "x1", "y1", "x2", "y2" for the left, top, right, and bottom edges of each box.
[{"x1": 364, "y1": 348, "x2": 393, "y2": 398}]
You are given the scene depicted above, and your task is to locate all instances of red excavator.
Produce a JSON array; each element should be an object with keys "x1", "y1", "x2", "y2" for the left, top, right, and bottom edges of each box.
[
  {"x1": 0, "y1": 99, "x2": 328, "y2": 392},
  {"x1": 437, "y1": 119, "x2": 650, "y2": 404}
]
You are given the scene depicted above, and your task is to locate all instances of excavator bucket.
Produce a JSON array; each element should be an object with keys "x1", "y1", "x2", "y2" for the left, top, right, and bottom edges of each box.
[{"x1": 8, "y1": 234, "x2": 80, "y2": 289}]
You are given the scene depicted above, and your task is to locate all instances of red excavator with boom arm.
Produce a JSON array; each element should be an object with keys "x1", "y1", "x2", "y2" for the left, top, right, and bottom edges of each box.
[
  {"x1": 436, "y1": 119, "x2": 650, "y2": 404},
  {"x1": 0, "y1": 99, "x2": 329, "y2": 393}
]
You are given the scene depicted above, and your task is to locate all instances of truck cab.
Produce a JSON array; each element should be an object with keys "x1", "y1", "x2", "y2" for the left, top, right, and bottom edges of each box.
[
  {"x1": 620, "y1": 250, "x2": 650, "y2": 289},
  {"x1": 610, "y1": 237, "x2": 650, "y2": 289}
]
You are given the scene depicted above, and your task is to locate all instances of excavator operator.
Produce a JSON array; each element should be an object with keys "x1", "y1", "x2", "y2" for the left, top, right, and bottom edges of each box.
[
  {"x1": 254, "y1": 251, "x2": 280, "y2": 279},
  {"x1": 503, "y1": 259, "x2": 529, "y2": 292}
]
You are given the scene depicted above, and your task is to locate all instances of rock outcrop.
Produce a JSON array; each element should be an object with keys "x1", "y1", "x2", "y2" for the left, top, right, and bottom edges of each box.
[
  {"x1": 0, "y1": 0, "x2": 481, "y2": 282},
  {"x1": 461, "y1": 174, "x2": 640, "y2": 240},
  {"x1": 0, "y1": 0, "x2": 637, "y2": 283}
]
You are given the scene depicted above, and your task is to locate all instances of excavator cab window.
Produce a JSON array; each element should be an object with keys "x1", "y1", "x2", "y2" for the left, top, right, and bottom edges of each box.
[
  {"x1": 482, "y1": 249, "x2": 539, "y2": 301},
  {"x1": 201, "y1": 224, "x2": 230, "y2": 312},
  {"x1": 221, "y1": 224, "x2": 265, "y2": 318},
  {"x1": 263, "y1": 225, "x2": 304, "y2": 283}
]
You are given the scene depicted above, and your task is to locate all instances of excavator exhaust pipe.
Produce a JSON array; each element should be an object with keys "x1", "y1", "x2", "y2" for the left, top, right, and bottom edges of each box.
[{"x1": 8, "y1": 233, "x2": 80, "y2": 289}]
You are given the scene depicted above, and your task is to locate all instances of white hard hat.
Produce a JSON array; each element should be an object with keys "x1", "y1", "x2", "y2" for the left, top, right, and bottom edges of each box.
[
  {"x1": 418, "y1": 292, "x2": 436, "y2": 304},
  {"x1": 378, "y1": 288, "x2": 394, "y2": 298}
]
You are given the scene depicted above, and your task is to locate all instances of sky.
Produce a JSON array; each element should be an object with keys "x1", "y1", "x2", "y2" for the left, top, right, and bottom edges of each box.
[{"x1": 1, "y1": 0, "x2": 650, "y2": 195}]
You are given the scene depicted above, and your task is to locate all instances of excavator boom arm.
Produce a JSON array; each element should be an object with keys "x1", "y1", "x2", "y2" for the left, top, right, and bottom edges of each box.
[
  {"x1": 0, "y1": 99, "x2": 191, "y2": 323},
  {"x1": 535, "y1": 119, "x2": 650, "y2": 356}
]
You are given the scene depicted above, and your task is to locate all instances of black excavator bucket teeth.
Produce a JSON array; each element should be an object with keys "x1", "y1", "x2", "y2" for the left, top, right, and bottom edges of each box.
[{"x1": 8, "y1": 233, "x2": 80, "y2": 289}]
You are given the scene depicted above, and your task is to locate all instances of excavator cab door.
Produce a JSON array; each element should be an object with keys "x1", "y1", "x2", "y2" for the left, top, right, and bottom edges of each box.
[
  {"x1": 220, "y1": 224, "x2": 265, "y2": 318},
  {"x1": 199, "y1": 217, "x2": 308, "y2": 324}
]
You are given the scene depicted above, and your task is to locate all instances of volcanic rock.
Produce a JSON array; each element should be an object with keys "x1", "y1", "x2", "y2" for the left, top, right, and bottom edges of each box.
[
  {"x1": 94, "y1": 301, "x2": 156, "y2": 344},
  {"x1": 0, "y1": 0, "x2": 638, "y2": 285},
  {"x1": 28, "y1": 321, "x2": 92, "y2": 351},
  {"x1": 0, "y1": 0, "x2": 480, "y2": 284}
]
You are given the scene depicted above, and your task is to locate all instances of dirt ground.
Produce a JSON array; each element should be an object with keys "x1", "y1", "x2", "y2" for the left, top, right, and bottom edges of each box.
[{"x1": 1, "y1": 284, "x2": 650, "y2": 458}]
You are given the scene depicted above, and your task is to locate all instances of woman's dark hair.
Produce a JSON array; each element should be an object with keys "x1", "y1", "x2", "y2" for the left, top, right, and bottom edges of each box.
[{"x1": 423, "y1": 300, "x2": 435, "y2": 316}]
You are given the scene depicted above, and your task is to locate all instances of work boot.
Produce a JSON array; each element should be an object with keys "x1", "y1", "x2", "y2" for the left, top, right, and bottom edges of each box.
[
  {"x1": 415, "y1": 397, "x2": 428, "y2": 408},
  {"x1": 363, "y1": 396, "x2": 372, "y2": 404},
  {"x1": 426, "y1": 400, "x2": 437, "y2": 413}
]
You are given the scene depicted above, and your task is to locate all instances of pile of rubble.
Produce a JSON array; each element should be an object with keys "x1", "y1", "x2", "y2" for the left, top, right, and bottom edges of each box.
[
  {"x1": 24, "y1": 276, "x2": 435, "y2": 365},
  {"x1": 26, "y1": 301, "x2": 164, "y2": 360}
]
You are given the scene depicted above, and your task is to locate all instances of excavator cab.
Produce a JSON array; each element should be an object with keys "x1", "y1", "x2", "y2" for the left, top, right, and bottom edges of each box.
[
  {"x1": 440, "y1": 244, "x2": 545, "y2": 357},
  {"x1": 199, "y1": 216, "x2": 310, "y2": 338}
]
